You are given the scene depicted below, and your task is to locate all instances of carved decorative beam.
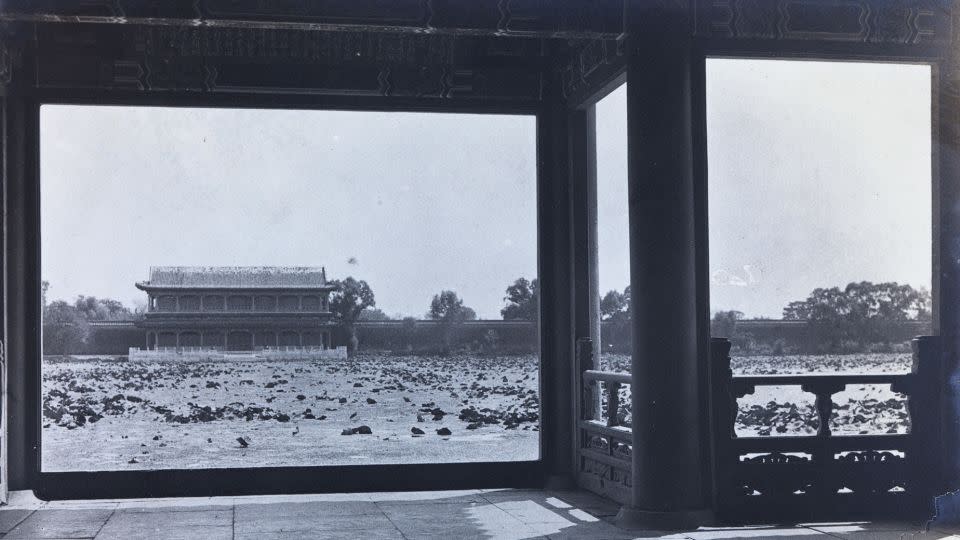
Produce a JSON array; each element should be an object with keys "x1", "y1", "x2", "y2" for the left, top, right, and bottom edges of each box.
[
  {"x1": 561, "y1": 37, "x2": 625, "y2": 105},
  {"x1": 32, "y1": 24, "x2": 544, "y2": 101},
  {"x1": 0, "y1": 22, "x2": 26, "y2": 92},
  {"x1": 0, "y1": 0, "x2": 625, "y2": 40},
  {"x1": 693, "y1": 0, "x2": 952, "y2": 45}
]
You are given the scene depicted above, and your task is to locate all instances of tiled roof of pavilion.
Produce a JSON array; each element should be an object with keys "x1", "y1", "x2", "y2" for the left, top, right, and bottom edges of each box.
[{"x1": 137, "y1": 266, "x2": 331, "y2": 289}]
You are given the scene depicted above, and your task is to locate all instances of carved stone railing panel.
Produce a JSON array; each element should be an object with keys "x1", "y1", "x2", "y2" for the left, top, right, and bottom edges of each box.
[
  {"x1": 576, "y1": 338, "x2": 632, "y2": 505},
  {"x1": 738, "y1": 452, "x2": 814, "y2": 497},
  {"x1": 711, "y1": 336, "x2": 942, "y2": 522}
]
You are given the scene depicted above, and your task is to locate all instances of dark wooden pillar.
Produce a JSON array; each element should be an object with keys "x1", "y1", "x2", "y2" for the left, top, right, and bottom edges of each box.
[
  {"x1": 0, "y1": 85, "x2": 9, "y2": 502},
  {"x1": 539, "y1": 49, "x2": 576, "y2": 488},
  {"x1": 570, "y1": 106, "x2": 601, "y2": 357},
  {"x1": 570, "y1": 105, "x2": 602, "y2": 469},
  {"x1": 616, "y1": 3, "x2": 712, "y2": 529},
  {"x1": 939, "y1": 31, "x2": 960, "y2": 492},
  {"x1": 4, "y1": 78, "x2": 36, "y2": 491}
]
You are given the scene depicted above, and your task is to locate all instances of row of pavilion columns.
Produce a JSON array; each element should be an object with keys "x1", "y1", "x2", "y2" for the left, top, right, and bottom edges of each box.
[
  {"x1": 146, "y1": 330, "x2": 331, "y2": 350},
  {"x1": 150, "y1": 294, "x2": 327, "y2": 313}
]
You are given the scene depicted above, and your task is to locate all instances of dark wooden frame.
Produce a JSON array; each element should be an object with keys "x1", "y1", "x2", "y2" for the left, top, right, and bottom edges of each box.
[
  {"x1": 5, "y1": 87, "x2": 558, "y2": 499},
  {"x1": 1, "y1": 0, "x2": 958, "y2": 523}
]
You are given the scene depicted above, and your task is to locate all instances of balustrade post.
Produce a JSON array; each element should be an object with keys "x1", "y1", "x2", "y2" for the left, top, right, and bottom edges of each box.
[
  {"x1": 801, "y1": 381, "x2": 843, "y2": 497},
  {"x1": 577, "y1": 338, "x2": 600, "y2": 422},
  {"x1": 710, "y1": 338, "x2": 733, "y2": 510},
  {"x1": 710, "y1": 339, "x2": 734, "y2": 436},
  {"x1": 607, "y1": 382, "x2": 621, "y2": 428},
  {"x1": 800, "y1": 384, "x2": 842, "y2": 439}
]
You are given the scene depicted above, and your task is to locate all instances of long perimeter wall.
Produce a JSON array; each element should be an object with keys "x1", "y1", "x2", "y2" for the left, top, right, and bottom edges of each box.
[{"x1": 73, "y1": 319, "x2": 935, "y2": 356}]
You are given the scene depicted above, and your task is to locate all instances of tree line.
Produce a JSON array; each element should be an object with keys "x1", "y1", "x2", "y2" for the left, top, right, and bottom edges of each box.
[
  {"x1": 325, "y1": 277, "x2": 538, "y2": 353},
  {"x1": 42, "y1": 281, "x2": 145, "y2": 354},
  {"x1": 598, "y1": 281, "x2": 931, "y2": 355},
  {"x1": 46, "y1": 276, "x2": 923, "y2": 356},
  {"x1": 715, "y1": 281, "x2": 932, "y2": 354}
]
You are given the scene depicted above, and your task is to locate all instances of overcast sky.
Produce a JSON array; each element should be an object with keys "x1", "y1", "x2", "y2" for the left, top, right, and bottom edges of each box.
[
  {"x1": 41, "y1": 107, "x2": 537, "y2": 319},
  {"x1": 42, "y1": 59, "x2": 932, "y2": 320},
  {"x1": 595, "y1": 59, "x2": 932, "y2": 318},
  {"x1": 706, "y1": 59, "x2": 931, "y2": 318}
]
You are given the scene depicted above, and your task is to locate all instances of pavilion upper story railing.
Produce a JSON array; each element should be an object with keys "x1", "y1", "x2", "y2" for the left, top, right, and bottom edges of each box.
[
  {"x1": 144, "y1": 346, "x2": 333, "y2": 353},
  {"x1": 710, "y1": 336, "x2": 943, "y2": 523},
  {"x1": 576, "y1": 338, "x2": 632, "y2": 505}
]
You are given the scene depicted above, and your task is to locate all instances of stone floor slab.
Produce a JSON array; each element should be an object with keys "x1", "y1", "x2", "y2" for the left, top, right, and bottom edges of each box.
[
  {"x1": 0, "y1": 510, "x2": 36, "y2": 534},
  {"x1": 529, "y1": 519, "x2": 641, "y2": 539},
  {"x1": 389, "y1": 503, "x2": 535, "y2": 540},
  {"x1": 378, "y1": 501, "x2": 491, "y2": 520},
  {"x1": 4, "y1": 509, "x2": 114, "y2": 539},
  {"x1": 481, "y1": 489, "x2": 559, "y2": 503},
  {"x1": 369, "y1": 489, "x2": 487, "y2": 504},
  {"x1": 234, "y1": 512, "x2": 395, "y2": 534},
  {"x1": 1, "y1": 489, "x2": 946, "y2": 540},
  {"x1": 493, "y1": 500, "x2": 579, "y2": 525},
  {"x1": 234, "y1": 500, "x2": 382, "y2": 519},
  {"x1": 806, "y1": 522, "x2": 933, "y2": 539},
  {"x1": 115, "y1": 504, "x2": 229, "y2": 513},
  {"x1": 546, "y1": 490, "x2": 621, "y2": 517},
  {"x1": 234, "y1": 528, "x2": 406, "y2": 540},
  {"x1": 231, "y1": 493, "x2": 374, "y2": 505},
  {"x1": 95, "y1": 524, "x2": 233, "y2": 540},
  {"x1": 822, "y1": 532, "x2": 943, "y2": 539},
  {"x1": 99, "y1": 509, "x2": 232, "y2": 529},
  {"x1": 679, "y1": 526, "x2": 837, "y2": 539}
]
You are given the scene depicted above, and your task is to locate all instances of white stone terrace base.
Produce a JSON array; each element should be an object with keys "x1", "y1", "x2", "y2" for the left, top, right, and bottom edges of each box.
[{"x1": 128, "y1": 346, "x2": 349, "y2": 362}]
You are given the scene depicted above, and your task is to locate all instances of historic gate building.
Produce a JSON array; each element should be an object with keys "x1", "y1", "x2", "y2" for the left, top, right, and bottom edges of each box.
[{"x1": 135, "y1": 266, "x2": 336, "y2": 351}]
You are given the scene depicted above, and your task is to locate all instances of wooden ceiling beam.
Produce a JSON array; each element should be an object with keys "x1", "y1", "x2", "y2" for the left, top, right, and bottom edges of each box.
[{"x1": 0, "y1": 0, "x2": 626, "y2": 40}]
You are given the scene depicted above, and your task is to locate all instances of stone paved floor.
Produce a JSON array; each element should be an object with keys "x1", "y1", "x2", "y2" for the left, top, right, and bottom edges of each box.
[{"x1": 0, "y1": 489, "x2": 955, "y2": 539}]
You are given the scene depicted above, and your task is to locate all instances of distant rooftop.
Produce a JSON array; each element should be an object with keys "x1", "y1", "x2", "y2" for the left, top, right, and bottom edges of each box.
[{"x1": 137, "y1": 266, "x2": 331, "y2": 289}]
